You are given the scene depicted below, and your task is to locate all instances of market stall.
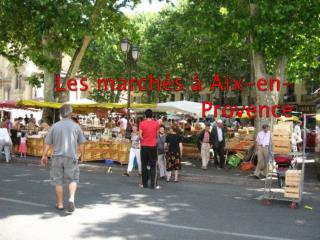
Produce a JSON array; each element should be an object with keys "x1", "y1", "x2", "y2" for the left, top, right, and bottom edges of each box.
[
  {"x1": 225, "y1": 127, "x2": 256, "y2": 165},
  {"x1": 17, "y1": 100, "x2": 155, "y2": 164},
  {"x1": 26, "y1": 135, "x2": 131, "y2": 164},
  {"x1": 149, "y1": 100, "x2": 205, "y2": 160}
]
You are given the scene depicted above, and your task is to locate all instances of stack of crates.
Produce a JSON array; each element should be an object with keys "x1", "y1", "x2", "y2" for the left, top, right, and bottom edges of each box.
[
  {"x1": 284, "y1": 170, "x2": 302, "y2": 199},
  {"x1": 272, "y1": 122, "x2": 293, "y2": 154}
]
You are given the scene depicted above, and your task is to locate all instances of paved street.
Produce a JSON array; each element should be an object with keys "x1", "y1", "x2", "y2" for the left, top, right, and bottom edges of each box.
[{"x1": 0, "y1": 163, "x2": 320, "y2": 240}]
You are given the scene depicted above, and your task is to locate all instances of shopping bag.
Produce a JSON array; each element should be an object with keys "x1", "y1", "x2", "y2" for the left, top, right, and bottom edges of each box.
[{"x1": 228, "y1": 155, "x2": 241, "y2": 167}]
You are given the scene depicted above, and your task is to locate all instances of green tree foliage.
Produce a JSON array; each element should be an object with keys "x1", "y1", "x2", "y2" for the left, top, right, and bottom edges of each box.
[{"x1": 79, "y1": 0, "x2": 320, "y2": 105}]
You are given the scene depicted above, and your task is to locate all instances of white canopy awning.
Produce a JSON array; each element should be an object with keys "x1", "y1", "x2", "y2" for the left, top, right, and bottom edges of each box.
[{"x1": 152, "y1": 100, "x2": 206, "y2": 116}]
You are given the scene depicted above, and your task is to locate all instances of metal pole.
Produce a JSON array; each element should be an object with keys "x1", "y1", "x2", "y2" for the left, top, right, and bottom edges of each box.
[
  {"x1": 127, "y1": 56, "x2": 131, "y2": 120},
  {"x1": 303, "y1": 114, "x2": 307, "y2": 154}
]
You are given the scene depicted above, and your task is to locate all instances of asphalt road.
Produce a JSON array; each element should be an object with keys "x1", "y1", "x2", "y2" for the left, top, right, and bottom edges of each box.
[{"x1": 0, "y1": 163, "x2": 319, "y2": 240}]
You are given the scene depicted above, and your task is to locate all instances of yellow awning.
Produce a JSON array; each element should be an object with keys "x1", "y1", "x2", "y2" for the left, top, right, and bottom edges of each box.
[
  {"x1": 17, "y1": 100, "x2": 156, "y2": 112},
  {"x1": 17, "y1": 100, "x2": 62, "y2": 109},
  {"x1": 277, "y1": 115, "x2": 299, "y2": 122}
]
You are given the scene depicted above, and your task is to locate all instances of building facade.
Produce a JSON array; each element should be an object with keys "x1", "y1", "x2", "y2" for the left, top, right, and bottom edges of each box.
[{"x1": 0, "y1": 56, "x2": 40, "y2": 101}]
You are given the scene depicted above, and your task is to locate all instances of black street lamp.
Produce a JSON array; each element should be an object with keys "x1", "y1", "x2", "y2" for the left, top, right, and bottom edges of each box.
[{"x1": 120, "y1": 38, "x2": 139, "y2": 131}]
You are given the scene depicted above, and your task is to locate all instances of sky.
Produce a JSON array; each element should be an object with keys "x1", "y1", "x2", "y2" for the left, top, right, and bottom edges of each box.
[{"x1": 120, "y1": 0, "x2": 178, "y2": 15}]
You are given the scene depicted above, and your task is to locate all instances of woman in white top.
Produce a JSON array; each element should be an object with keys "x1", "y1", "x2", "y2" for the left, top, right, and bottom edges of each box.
[{"x1": 123, "y1": 125, "x2": 141, "y2": 176}]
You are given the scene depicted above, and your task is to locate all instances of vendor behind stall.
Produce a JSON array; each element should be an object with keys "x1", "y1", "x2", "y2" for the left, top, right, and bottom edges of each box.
[
  {"x1": 11, "y1": 117, "x2": 23, "y2": 155},
  {"x1": 39, "y1": 119, "x2": 51, "y2": 130}
]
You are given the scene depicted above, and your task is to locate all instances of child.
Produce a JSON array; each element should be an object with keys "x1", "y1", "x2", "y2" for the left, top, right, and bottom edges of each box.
[
  {"x1": 19, "y1": 132, "x2": 27, "y2": 158},
  {"x1": 123, "y1": 125, "x2": 141, "y2": 176}
]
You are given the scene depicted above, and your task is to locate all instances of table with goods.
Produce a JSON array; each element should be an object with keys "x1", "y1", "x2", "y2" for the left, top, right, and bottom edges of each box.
[{"x1": 26, "y1": 126, "x2": 131, "y2": 165}]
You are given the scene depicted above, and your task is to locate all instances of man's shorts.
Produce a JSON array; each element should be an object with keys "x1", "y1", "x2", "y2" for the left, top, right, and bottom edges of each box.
[{"x1": 50, "y1": 156, "x2": 80, "y2": 186}]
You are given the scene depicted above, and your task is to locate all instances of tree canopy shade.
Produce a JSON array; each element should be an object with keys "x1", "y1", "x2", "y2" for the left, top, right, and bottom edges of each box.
[
  {"x1": 0, "y1": 0, "x2": 319, "y2": 128},
  {"x1": 80, "y1": 0, "x2": 319, "y2": 109},
  {"x1": 0, "y1": 0, "x2": 142, "y2": 119}
]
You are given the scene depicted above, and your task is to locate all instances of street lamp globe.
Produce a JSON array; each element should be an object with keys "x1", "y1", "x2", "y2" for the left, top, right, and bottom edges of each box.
[
  {"x1": 120, "y1": 38, "x2": 130, "y2": 53},
  {"x1": 131, "y1": 45, "x2": 139, "y2": 61}
]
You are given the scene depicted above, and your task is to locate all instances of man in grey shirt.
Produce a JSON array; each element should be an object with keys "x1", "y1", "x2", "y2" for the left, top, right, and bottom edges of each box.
[{"x1": 41, "y1": 104, "x2": 85, "y2": 213}]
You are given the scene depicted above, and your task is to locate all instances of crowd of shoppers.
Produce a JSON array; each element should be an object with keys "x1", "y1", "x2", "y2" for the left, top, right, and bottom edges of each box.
[{"x1": 0, "y1": 114, "x2": 50, "y2": 162}]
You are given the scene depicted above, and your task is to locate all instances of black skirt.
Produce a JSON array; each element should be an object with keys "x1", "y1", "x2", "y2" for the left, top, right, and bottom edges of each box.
[{"x1": 166, "y1": 151, "x2": 181, "y2": 171}]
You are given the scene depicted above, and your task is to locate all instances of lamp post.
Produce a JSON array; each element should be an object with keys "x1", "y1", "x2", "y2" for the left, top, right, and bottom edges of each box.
[{"x1": 120, "y1": 38, "x2": 139, "y2": 126}]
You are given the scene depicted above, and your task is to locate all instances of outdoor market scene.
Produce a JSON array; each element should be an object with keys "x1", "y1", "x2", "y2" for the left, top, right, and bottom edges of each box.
[{"x1": 0, "y1": 1, "x2": 319, "y2": 240}]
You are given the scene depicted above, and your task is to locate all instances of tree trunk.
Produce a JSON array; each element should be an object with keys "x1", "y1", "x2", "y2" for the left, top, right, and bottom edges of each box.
[
  {"x1": 42, "y1": 70, "x2": 61, "y2": 124},
  {"x1": 272, "y1": 56, "x2": 287, "y2": 105},
  {"x1": 58, "y1": 35, "x2": 92, "y2": 102},
  {"x1": 250, "y1": 3, "x2": 288, "y2": 133},
  {"x1": 41, "y1": 33, "x2": 62, "y2": 123},
  {"x1": 252, "y1": 52, "x2": 272, "y2": 132}
]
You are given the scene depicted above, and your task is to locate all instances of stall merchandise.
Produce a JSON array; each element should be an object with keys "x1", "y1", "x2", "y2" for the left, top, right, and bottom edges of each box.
[
  {"x1": 26, "y1": 135, "x2": 131, "y2": 164},
  {"x1": 82, "y1": 139, "x2": 131, "y2": 164},
  {"x1": 27, "y1": 135, "x2": 52, "y2": 157},
  {"x1": 25, "y1": 124, "x2": 131, "y2": 164},
  {"x1": 225, "y1": 127, "x2": 255, "y2": 161}
]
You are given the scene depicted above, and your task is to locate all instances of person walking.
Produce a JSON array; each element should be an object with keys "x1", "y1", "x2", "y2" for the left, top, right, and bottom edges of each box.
[
  {"x1": 197, "y1": 122, "x2": 212, "y2": 170},
  {"x1": 0, "y1": 127, "x2": 12, "y2": 163},
  {"x1": 211, "y1": 119, "x2": 226, "y2": 169},
  {"x1": 165, "y1": 125, "x2": 183, "y2": 182},
  {"x1": 123, "y1": 125, "x2": 141, "y2": 176},
  {"x1": 157, "y1": 125, "x2": 167, "y2": 179},
  {"x1": 139, "y1": 109, "x2": 160, "y2": 189},
  {"x1": 41, "y1": 104, "x2": 86, "y2": 213},
  {"x1": 254, "y1": 124, "x2": 270, "y2": 179}
]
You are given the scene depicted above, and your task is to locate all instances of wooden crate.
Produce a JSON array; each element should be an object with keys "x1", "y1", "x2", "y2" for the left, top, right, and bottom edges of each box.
[
  {"x1": 286, "y1": 170, "x2": 301, "y2": 176},
  {"x1": 284, "y1": 170, "x2": 301, "y2": 199},
  {"x1": 272, "y1": 130, "x2": 291, "y2": 138},
  {"x1": 273, "y1": 146, "x2": 291, "y2": 154},
  {"x1": 273, "y1": 122, "x2": 292, "y2": 138},
  {"x1": 276, "y1": 122, "x2": 293, "y2": 132},
  {"x1": 284, "y1": 192, "x2": 300, "y2": 199},
  {"x1": 272, "y1": 126, "x2": 291, "y2": 154}
]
